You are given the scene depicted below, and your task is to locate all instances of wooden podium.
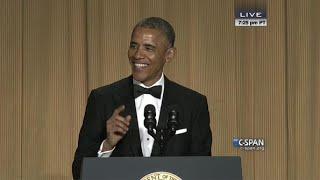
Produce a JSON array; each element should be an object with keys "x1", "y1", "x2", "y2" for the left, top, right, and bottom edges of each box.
[{"x1": 81, "y1": 156, "x2": 242, "y2": 180}]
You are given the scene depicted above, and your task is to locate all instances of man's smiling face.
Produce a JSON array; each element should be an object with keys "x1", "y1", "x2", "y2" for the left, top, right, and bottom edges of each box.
[{"x1": 128, "y1": 27, "x2": 174, "y2": 86}]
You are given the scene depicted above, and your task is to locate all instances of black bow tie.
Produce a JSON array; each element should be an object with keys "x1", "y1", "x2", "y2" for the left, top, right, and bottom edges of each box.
[{"x1": 133, "y1": 84, "x2": 162, "y2": 99}]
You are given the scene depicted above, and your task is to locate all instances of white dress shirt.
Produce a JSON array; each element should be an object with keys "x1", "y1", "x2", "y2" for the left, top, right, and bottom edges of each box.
[{"x1": 97, "y1": 73, "x2": 164, "y2": 157}]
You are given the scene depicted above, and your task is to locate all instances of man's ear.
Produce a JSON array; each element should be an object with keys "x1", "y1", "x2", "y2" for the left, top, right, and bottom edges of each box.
[{"x1": 165, "y1": 47, "x2": 176, "y2": 63}]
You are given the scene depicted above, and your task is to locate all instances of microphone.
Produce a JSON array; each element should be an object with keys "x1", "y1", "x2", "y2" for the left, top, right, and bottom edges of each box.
[
  {"x1": 144, "y1": 104, "x2": 156, "y2": 137},
  {"x1": 167, "y1": 108, "x2": 179, "y2": 135}
]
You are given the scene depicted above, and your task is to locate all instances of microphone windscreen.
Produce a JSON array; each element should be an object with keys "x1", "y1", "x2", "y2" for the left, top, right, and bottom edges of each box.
[
  {"x1": 144, "y1": 104, "x2": 156, "y2": 131},
  {"x1": 145, "y1": 104, "x2": 155, "y2": 111},
  {"x1": 144, "y1": 104, "x2": 156, "y2": 117}
]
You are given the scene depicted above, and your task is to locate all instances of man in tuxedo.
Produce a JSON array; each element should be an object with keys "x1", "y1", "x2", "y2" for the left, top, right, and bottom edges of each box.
[{"x1": 72, "y1": 17, "x2": 212, "y2": 179}]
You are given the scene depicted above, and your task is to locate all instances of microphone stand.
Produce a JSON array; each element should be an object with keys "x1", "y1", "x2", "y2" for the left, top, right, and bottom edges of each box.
[
  {"x1": 156, "y1": 109, "x2": 179, "y2": 156},
  {"x1": 157, "y1": 128, "x2": 167, "y2": 156}
]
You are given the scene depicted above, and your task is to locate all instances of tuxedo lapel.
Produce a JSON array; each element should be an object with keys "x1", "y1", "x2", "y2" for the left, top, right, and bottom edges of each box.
[
  {"x1": 113, "y1": 76, "x2": 142, "y2": 156},
  {"x1": 158, "y1": 76, "x2": 176, "y2": 128}
]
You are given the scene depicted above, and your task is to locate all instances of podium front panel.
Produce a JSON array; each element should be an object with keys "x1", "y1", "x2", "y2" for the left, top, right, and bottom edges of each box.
[{"x1": 81, "y1": 156, "x2": 242, "y2": 180}]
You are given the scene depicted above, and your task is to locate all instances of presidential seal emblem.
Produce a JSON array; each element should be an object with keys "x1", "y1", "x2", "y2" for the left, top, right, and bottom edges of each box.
[{"x1": 140, "y1": 171, "x2": 182, "y2": 180}]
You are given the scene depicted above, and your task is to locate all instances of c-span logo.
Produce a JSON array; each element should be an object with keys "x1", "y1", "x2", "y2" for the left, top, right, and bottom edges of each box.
[
  {"x1": 233, "y1": 138, "x2": 265, "y2": 151},
  {"x1": 140, "y1": 171, "x2": 182, "y2": 180},
  {"x1": 235, "y1": 10, "x2": 267, "y2": 27}
]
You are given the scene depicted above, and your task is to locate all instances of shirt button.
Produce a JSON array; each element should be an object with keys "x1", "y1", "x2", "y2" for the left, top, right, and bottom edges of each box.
[{"x1": 147, "y1": 138, "x2": 150, "y2": 141}]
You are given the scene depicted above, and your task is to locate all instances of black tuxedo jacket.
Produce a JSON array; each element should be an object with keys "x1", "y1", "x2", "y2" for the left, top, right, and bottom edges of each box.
[{"x1": 72, "y1": 75, "x2": 212, "y2": 179}]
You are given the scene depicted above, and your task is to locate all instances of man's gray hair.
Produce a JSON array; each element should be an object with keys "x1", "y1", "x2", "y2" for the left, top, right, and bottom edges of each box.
[{"x1": 133, "y1": 17, "x2": 175, "y2": 47}]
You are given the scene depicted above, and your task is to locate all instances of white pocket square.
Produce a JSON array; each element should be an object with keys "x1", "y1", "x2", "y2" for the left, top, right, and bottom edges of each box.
[{"x1": 175, "y1": 128, "x2": 187, "y2": 135}]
